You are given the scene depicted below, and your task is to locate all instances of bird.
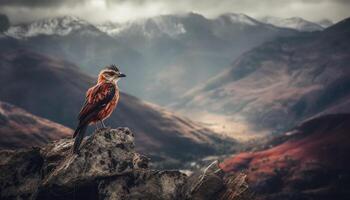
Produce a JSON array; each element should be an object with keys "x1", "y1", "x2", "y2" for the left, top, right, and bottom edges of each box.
[{"x1": 72, "y1": 64, "x2": 126, "y2": 154}]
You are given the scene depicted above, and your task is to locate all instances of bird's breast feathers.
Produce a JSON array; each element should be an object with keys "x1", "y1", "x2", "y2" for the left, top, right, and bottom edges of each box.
[
  {"x1": 78, "y1": 82, "x2": 119, "y2": 123},
  {"x1": 86, "y1": 82, "x2": 119, "y2": 104}
]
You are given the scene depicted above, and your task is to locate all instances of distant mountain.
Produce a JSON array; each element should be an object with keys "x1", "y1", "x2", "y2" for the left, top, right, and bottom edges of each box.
[
  {"x1": 0, "y1": 101, "x2": 72, "y2": 149},
  {"x1": 175, "y1": 17, "x2": 350, "y2": 136},
  {"x1": 220, "y1": 114, "x2": 350, "y2": 200},
  {"x1": 98, "y1": 13, "x2": 296, "y2": 104},
  {"x1": 317, "y1": 19, "x2": 334, "y2": 28},
  {"x1": 0, "y1": 49, "x2": 235, "y2": 167},
  {"x1": 2, "y1": 13, "x2": 296, "y2": 105},
  {"x1": 261, "y1": 16, "x2": 324, "y2": 32},
  {"x1": 98, "y1": 13, "x2": 263, "y2": 38},
  {"x1": 2, "y1": 16, "x2": 141, "y2": 83},
  {"x1": 6, "y1": 16, "x2": 98, "y2": 39}
]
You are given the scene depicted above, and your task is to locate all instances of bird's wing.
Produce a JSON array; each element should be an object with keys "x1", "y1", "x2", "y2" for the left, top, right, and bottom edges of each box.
[{"x1": 78, "y1": 82, "x2": 116, "y2": 123}]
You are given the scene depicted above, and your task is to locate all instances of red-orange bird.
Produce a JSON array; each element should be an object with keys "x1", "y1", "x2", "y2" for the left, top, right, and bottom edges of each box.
[{"x1": 72, "y1": 65, "x2": 126, "y2": 153}]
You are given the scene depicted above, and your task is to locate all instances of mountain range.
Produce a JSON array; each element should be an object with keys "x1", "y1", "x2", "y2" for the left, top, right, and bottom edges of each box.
[
  {"x1": 2, "y1": 13, "x2": 299, "y2": 105},
  {"x1": 317, "y1": 19, "x2": 334, "y2": 28},
  {"x1": 0, "y1": 13, "x2": 347, "y2": 142},
  {"x1": 260, "y1": 16, "x2": 325, "y2": 32},
  {"x1": 0, "y1": 49, "x2": 235, "y2": 168},
  {"x1": 1, "y1": 14, "x2": 335, "y2": 105},
  {"x1": 175, "y1": 17, "x2": 350, "y2": 137}
]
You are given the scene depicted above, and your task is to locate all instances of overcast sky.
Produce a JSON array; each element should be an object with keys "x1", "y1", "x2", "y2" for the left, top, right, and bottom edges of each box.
[{"x1": 0, "y1": 0, "x2": 349, "y2": 24}]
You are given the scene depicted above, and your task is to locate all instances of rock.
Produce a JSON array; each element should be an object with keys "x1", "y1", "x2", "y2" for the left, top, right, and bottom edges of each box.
[
  {"x1": 40, "y1": 128, "x2": 141, "y2": 187},
  {"x1": 0, "y1": 127, "x2": 250, "y2": 200},
  {"x1": 98, "y1": 170, "x2": 187, "y2": 200},
  {"x1": 0, "y1": 149, "x2": 43, "y2": 199}
]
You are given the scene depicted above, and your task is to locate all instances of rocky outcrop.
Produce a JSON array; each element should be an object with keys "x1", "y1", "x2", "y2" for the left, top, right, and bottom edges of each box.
[{"x1": 0, "y1": 128, "x2": 250, "y2": 200}]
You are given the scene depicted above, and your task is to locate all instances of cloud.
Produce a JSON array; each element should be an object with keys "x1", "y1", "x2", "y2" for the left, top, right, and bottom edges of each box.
[
  {"x1": 0, "y1": 0, "x2": 88, "y2": 8},
  {"x1": 0, "y1": 0, "x2": 349, "y2": 24},
  {"x1": 103, "y1": 0, "x2": 350, "y2": 22}
]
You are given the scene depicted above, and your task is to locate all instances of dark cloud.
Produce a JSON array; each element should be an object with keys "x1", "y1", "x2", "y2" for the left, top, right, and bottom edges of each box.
[
  {"x1": 106, "y1": 0, "x2": 350, "y2": 5},
  {"x1": 0, "y1": 0, "x2": 88, "y2": 8},
  {"x1": 0, "y1": 0, "x2": 349, "y2": 23}
]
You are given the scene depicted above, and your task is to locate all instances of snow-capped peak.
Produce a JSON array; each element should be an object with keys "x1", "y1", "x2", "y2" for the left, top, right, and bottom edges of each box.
[
  {"x1": 260, "y1": 16, "x2": 324, "y2": 32},
  {"x1": 219, "y1": 13, "x2": 258, "y2": 26},
  {"x1": 317, "y1": 19, "x2": 334, "y2": 28},
  {"x1": 97, "y1": 16, "x2": 186, "y2": 38},
  {"x1": 5, "y1": 16, "x2": 93, "y2": 39},
  {"x1": 96, "y1": 22, "x2": 125, "y2": 36},
  {"x1": 145, "y1": 16, "x2": 186, "y2": 37}
]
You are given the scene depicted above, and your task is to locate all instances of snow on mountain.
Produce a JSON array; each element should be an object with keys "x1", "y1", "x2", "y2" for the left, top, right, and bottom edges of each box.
[
  {"x1": 261, "y1": 16, "x2": 324, "y2": 32},
  {"x1": 218, "y1": 13, "x2": 259, "y2": 26},
  {"x1": 97, "y1": 13, "x2": 262, "y2": 38},
  {"x1": 5, "y1": 16, "x2": 102, "y2": 39},
  {"x1": 147, "y1": 16, "x2": 187, "y2": 37},
  {"x1": 96, "y1": 22, "x2": 125, "y2": 36},
  {"x1": 317, "y1": 19, "x2": 334, "y2": 28},
  {"x1": 5, "y1": 13, "x2": 278, "y2": 40},
  {"x1": 97, "y1": 15, "x2": 187, "y2": 38}
]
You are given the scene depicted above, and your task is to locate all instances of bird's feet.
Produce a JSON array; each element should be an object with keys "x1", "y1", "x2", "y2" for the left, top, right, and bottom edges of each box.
[
  {"x1": 95, "y1": 121, "x2": 108, "y2": 132},
  {"x1": 101, "y1": 120, "x2": 107, "y2": 128},
  {"x1": 95, "y1": 123, "x2": 101, "y2": 131}
]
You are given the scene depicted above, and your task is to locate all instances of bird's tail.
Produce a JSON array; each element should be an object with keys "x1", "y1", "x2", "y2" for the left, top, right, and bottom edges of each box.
[{"x1": 72, "y1": 124, "x2": 88, "y2": 154}]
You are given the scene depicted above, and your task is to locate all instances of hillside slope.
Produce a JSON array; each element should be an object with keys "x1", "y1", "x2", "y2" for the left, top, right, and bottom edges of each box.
[
  {"x1": 176, "y1": 17, "x2": 350, "y2": 135},
  {"x1": 0, "y1": 49, "x2": 235, "y2": 166},
  {"x1": 220, "y1": 114, "x2": 350, "y2": 200},
  {"x1": 0, "y1": 101, "x2": 72, "y2": 149}
]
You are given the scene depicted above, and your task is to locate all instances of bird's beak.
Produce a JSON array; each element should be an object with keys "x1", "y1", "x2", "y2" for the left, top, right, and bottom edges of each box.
[{"x1": 119, "y1": 73, "x2": 126, "y2": 78}]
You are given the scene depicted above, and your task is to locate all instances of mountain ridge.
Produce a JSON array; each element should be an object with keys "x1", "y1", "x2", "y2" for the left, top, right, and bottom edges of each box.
[
  {"x1": 5, "y1": 16, "x2": 97, "y2": 39},
  {"x1": 260, "y1": 16, "x2": 324, "y2": 32},
  {"x1": 175, "y1": 17, "x2": 350, "y2": 136},
  {"x1": 1, "y1": 13, "x2": 297, "y2": 105}
]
